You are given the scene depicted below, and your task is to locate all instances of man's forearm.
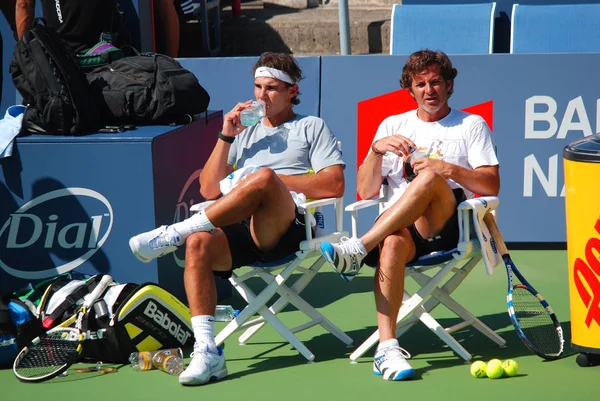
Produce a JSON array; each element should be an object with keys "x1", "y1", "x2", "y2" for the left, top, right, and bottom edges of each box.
[
  {"x1": 16, "y1": 0, "x2": 34, "y2": 39},
  {"x1": 447, "y1": 164, "x2": 500, "y2": 196},
  {"x1": 278, "y1": 165, "x2": 345, "y2": 199},
  {"x1": 356, "y1": 153, "x2": 384, "y2": 199},
  {"x1": 199, "y1": 142, "x2": 233, "y2": 199}
]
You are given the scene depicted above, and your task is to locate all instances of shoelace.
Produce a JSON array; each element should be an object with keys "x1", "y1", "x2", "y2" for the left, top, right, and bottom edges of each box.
[
  {"x1": 149, "y1": 227, "x2": 180, "y2": 249},
  {"x1": 381, "y1": 346, "x2": 412, "y2": 361},
  {"x1": 337, "y1": 236, "x2": 366, "y2": 256}
]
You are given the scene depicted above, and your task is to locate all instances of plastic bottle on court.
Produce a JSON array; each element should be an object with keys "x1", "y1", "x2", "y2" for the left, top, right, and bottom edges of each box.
[
  {"x1": 215, "y1": 305, "x2": 240, "y2": 322},
  {"x1": 129, "y1": 348, "x2": 183, "y2": 371},
  {"x1": 152, "y1": 350, "x2": 185, "y2": 375}
]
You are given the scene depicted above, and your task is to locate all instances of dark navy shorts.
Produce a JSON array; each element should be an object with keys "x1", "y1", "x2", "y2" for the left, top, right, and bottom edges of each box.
[{"x1": 215, "y1": 207, "x2": 309, "y2": 278}]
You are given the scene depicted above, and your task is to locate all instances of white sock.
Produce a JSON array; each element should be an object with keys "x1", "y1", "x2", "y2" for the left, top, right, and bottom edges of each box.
[
  {"x1": 171, "y1": 211, "x2": 215, "y2": 240},
  {"x1": 191, "y1": 315, "x2": 217, "y2": 352},
  {"x1": 377, "y1": 338, "x2": 400, "y2": 351},
  {"x1": 354, "y1": 237, "x2": 368, "y2": 254}
]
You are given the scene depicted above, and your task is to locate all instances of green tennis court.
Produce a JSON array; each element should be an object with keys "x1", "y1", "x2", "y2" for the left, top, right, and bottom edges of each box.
[{"x1": 2, "y1": 250, "x2": 596, "y2": 400}]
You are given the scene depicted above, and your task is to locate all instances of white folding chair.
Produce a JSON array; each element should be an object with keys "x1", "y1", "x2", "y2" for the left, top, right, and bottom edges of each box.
[
  {"x1": 346, "y1": 182, "x2": 506, "y2": 362},
  {"x1": 189, "y1": 193, "x2": 353, "y2": 362}
]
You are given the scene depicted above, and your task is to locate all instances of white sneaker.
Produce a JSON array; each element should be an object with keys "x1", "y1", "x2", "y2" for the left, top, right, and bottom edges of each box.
[
  {"x1": 179, "y1": 343, "x2": 228, "y2": 386},
  {"x1": 319, "y1": 236, "x2": 366, "y2": 282},
  {"x1": 129, "y1": 225, "x2": 181, "y2": 263},
  {"x1": 373, "y1": 345, "x2": 415, "y2": 381}
]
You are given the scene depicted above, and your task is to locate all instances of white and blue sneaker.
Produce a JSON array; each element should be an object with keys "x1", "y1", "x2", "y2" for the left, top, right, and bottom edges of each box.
[
  {"x1": 129, "y1": 225, "x2": 182, "y2": 263},
  {"x1": 320, "y1": 236, "x2": 367, "y2": 282},
  {"x1": 179, "y1": 342, "x2": 228, "y2": 386},
  {"x1": 373, "y1": 345, "x2": 415, "y2": 381}
]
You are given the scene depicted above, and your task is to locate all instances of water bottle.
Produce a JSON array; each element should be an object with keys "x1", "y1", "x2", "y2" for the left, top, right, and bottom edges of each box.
[
  {"x1": 240, "y1": 101, "x2": 265, "y2": 126},
  {"x1": 215, "y1": 305, "x2": 240, "y2": 322},
  {"x1": 129, "y1": 348, "x2": 183, "y2": 371},
  {"x1": 152, "y1": 350, "x2": 185, "y2": 375}
]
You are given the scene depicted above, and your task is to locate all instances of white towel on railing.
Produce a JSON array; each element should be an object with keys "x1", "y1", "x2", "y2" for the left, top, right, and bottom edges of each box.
[{"x1": 0, "y1": 105, "x2": 26, "y2": 159}]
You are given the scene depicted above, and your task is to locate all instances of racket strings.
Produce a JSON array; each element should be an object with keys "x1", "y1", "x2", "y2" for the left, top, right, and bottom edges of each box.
[
  {"x1": 512, "y1": 286, "x2": 562, "y2": 355},
  {"x1": 15, "y1": 336, "x2": 80, "y2": 378}
]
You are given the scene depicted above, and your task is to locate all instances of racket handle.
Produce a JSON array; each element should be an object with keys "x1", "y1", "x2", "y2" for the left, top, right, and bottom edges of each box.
[
  {"x1": 483, "y1": 213, "x2": 509, "y2": 256},
  {"x1": 83, "y1": 275, "x2": 113, "y2": 308}
]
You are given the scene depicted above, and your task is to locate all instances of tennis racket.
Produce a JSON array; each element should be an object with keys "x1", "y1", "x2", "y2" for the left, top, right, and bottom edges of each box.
[
  {"x1": 13, "y1": 274, "x2": 113, "y2": 382},
  {"x1": 483, "y1": 213, "x2": 564, "y2": 360}
]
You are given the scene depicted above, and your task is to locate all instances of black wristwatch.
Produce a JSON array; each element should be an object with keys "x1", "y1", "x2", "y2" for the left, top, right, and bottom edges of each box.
[{"x1": 218, "y1": 131, "x2": 234, "y2": 144}]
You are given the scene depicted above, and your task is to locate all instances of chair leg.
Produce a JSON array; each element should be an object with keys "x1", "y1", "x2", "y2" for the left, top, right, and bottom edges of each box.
[
  {"x1": 349, "y1": 258, "x2": 459, "y2": 362},
  {"x1": 238, "y1": 257, "x2": 352, "y2": 346},
  {"x1": 411, "y1": 304, "x2": 472, "y2": 361},
  {"x1": 237, "y1": 256, "x2": 320, "y2": 342},
  {"x1": 215, "y1": 257, "x2": 318, "y2": 361}
]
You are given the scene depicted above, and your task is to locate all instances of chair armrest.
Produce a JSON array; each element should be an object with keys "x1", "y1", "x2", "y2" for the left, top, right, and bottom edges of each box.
[
  {"x1": 345, "y1": 196, "x2": 384, "y2": 238},
  {"x1": 344, "y1": 196, "x2": 383, "y2": 212},
  {"x1": 189, "y1": 200, "x2": 217, "y2": 214},
  {"x1": 457, "y1": 196, "x2": 499, "y2": 213},
  {"x1": 297, "y1": 197, "x2": 340, "y2": 211}
]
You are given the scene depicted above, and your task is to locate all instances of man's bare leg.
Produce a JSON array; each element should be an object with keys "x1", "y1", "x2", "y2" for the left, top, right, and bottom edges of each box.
[
  {"x1": 361, "y1": 171, "x2": 457, "y2": 251},
  {"x1": 374, "y1": 230, "x2": 415, "y2": 341}
]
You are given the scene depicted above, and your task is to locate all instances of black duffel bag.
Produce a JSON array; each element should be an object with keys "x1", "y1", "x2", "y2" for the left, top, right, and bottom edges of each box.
[{"x1": 87, "y1": 53, "x2": 210, "y2": 125}]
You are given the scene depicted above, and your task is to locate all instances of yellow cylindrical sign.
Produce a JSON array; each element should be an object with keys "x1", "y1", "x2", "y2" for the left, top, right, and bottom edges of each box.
[{"x1": 564, "y1": 135, "x2": 600, "y2": 353}]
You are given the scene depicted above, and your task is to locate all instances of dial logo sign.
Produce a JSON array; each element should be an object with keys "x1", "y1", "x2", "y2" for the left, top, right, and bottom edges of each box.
[{"x1": 0, "y1": 188, "x2": 114, "y2": 279}]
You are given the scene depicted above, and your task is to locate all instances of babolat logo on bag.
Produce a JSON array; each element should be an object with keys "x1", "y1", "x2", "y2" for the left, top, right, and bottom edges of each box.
[
  {"x1": 143, "y1": 300, "x2": 191, "y2": 345},
  {"x1": 0, "y1": 188, "x2": 114, "y2": 280},
  {"x1": 115, "y1": 284, "x2": 193, "y2": 351}
]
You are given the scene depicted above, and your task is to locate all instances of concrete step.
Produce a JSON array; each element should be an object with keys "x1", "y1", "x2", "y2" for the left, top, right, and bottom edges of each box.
[{"x1": 216, "y1": 4, "x2": 392, "y2": 55}]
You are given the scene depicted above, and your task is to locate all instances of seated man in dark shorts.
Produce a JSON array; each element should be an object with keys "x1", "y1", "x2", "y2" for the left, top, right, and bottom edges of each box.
[
  {"x1": 129, "y1": 52, "x2": 345, "y2": 385},
  {"x1": 319, "y1": 49, "x2": 500, "y2": 381}
]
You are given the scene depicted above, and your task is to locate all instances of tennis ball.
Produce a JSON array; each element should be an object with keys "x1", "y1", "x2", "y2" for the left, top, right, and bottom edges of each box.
[
  {"x1": 502, "y1": 359, "x2": 519, "y2": 377},
  {"x1": 470, "y1": 360, "x2": 487, "y2": 378},
  {"x1": 486, "y1": 359, "x2": 504, "y2": 379}
]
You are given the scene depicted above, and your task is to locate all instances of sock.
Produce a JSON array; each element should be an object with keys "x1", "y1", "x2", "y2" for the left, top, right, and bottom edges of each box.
[
  {"x1": 171, "y1": 211, "x2": 215, "y2": 240},
  {"x1": 191, "y1": 315, "x2": 217, "y2": 352},
  {"x1": 355, "y1": 237, "x2": 368, "y2": 254},
  {"x1": 377, "y1": 338, "x2": 400, "y2": 351}
]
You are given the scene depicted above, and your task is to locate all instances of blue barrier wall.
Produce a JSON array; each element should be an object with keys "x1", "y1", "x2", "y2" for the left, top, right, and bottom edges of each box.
[{"x1": 2, "y1": 54, "x2": 597, "y2": 244}]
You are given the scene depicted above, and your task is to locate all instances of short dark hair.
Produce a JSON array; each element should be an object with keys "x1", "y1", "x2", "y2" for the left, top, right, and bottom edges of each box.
[
  {"x1": 400, "y1": 49, "x2": 458, "y2": 98},
  {"x1": 252, "y1": 52, "x2": 304, "y2": 105}
]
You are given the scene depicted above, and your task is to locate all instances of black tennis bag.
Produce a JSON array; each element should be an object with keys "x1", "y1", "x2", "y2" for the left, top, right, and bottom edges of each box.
[
  {"x1": 37, "y1": 275, "x2": 194, "y2": 363},
  {"x1": 86, "y1": 53, "x2": 210, "y2": 125},
  {"x1": 10, "y1": 20, "x2": 103, "y2": 135}
]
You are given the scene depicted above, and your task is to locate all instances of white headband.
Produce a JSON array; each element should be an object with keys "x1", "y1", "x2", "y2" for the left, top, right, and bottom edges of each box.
[{"x1": 255, "y1": 66, "x2": 294, "y2": 84}]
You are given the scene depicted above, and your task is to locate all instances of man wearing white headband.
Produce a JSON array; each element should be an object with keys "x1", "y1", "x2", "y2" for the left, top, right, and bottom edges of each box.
[{"x1": 129, "y1": 52, "x2": 345, "y2": 385}]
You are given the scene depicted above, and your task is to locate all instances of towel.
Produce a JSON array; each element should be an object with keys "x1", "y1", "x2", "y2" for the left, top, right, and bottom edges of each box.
[
  {"x1": 0, "y1": 105, "x2": 26, "y2": 158},
  {"x1": 458, "y1": 197, "x2": 502, "y2": 275}
]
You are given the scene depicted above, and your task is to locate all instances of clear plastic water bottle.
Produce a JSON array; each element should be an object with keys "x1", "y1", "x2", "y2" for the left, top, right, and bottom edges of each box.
[
  {"x1": 129, "y1": 348, "x2": 183, "y2": 371},
  {"x1": 240, "y1": 101, "x2": 265, "y2": 126},
  {"x1": 215, "y1": 305, "x2": 240, "y2": 322},
  {"x1": 152, "y1": 350, "x2": 185, "y2": 375}
]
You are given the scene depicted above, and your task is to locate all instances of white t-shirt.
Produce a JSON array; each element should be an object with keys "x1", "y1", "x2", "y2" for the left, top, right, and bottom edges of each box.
[{"x1": 365, "y1": 109, "x2": 499, "y2": 212}]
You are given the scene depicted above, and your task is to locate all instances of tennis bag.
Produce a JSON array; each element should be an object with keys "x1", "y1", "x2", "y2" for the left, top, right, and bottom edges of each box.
[
  {"x1": 0, "y1": 292, "x2": 42, "y2": 369},
  {"x1": 10, "y1": 20, "x2": 103, "y2": 135},
  {"x1": 86, "y1": 53, "x2": 210, "y2": 125},
  {"x1": 37, "y1": 275, "x2": 194, "y2": 364}
]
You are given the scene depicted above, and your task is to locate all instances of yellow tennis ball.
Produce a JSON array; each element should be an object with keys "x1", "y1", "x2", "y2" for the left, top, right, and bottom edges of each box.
[
  {"x1": 502, "y1": 359, "x2": 519, "y2": 377},
  {"x1": 470, "y1": 360, "x2": 487, "y2": 378},
  {"x1": 486, "y1": 359, "x2": 504, "y2": 379}
]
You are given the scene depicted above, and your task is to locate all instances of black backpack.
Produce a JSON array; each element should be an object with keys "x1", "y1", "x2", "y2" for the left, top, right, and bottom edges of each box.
[
  {"x1": 86, "y1": 53, "x2": 210, "y2": 125},
  {"x1": 10, "y1": 20, "x2": 103, "y2": 135}
]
